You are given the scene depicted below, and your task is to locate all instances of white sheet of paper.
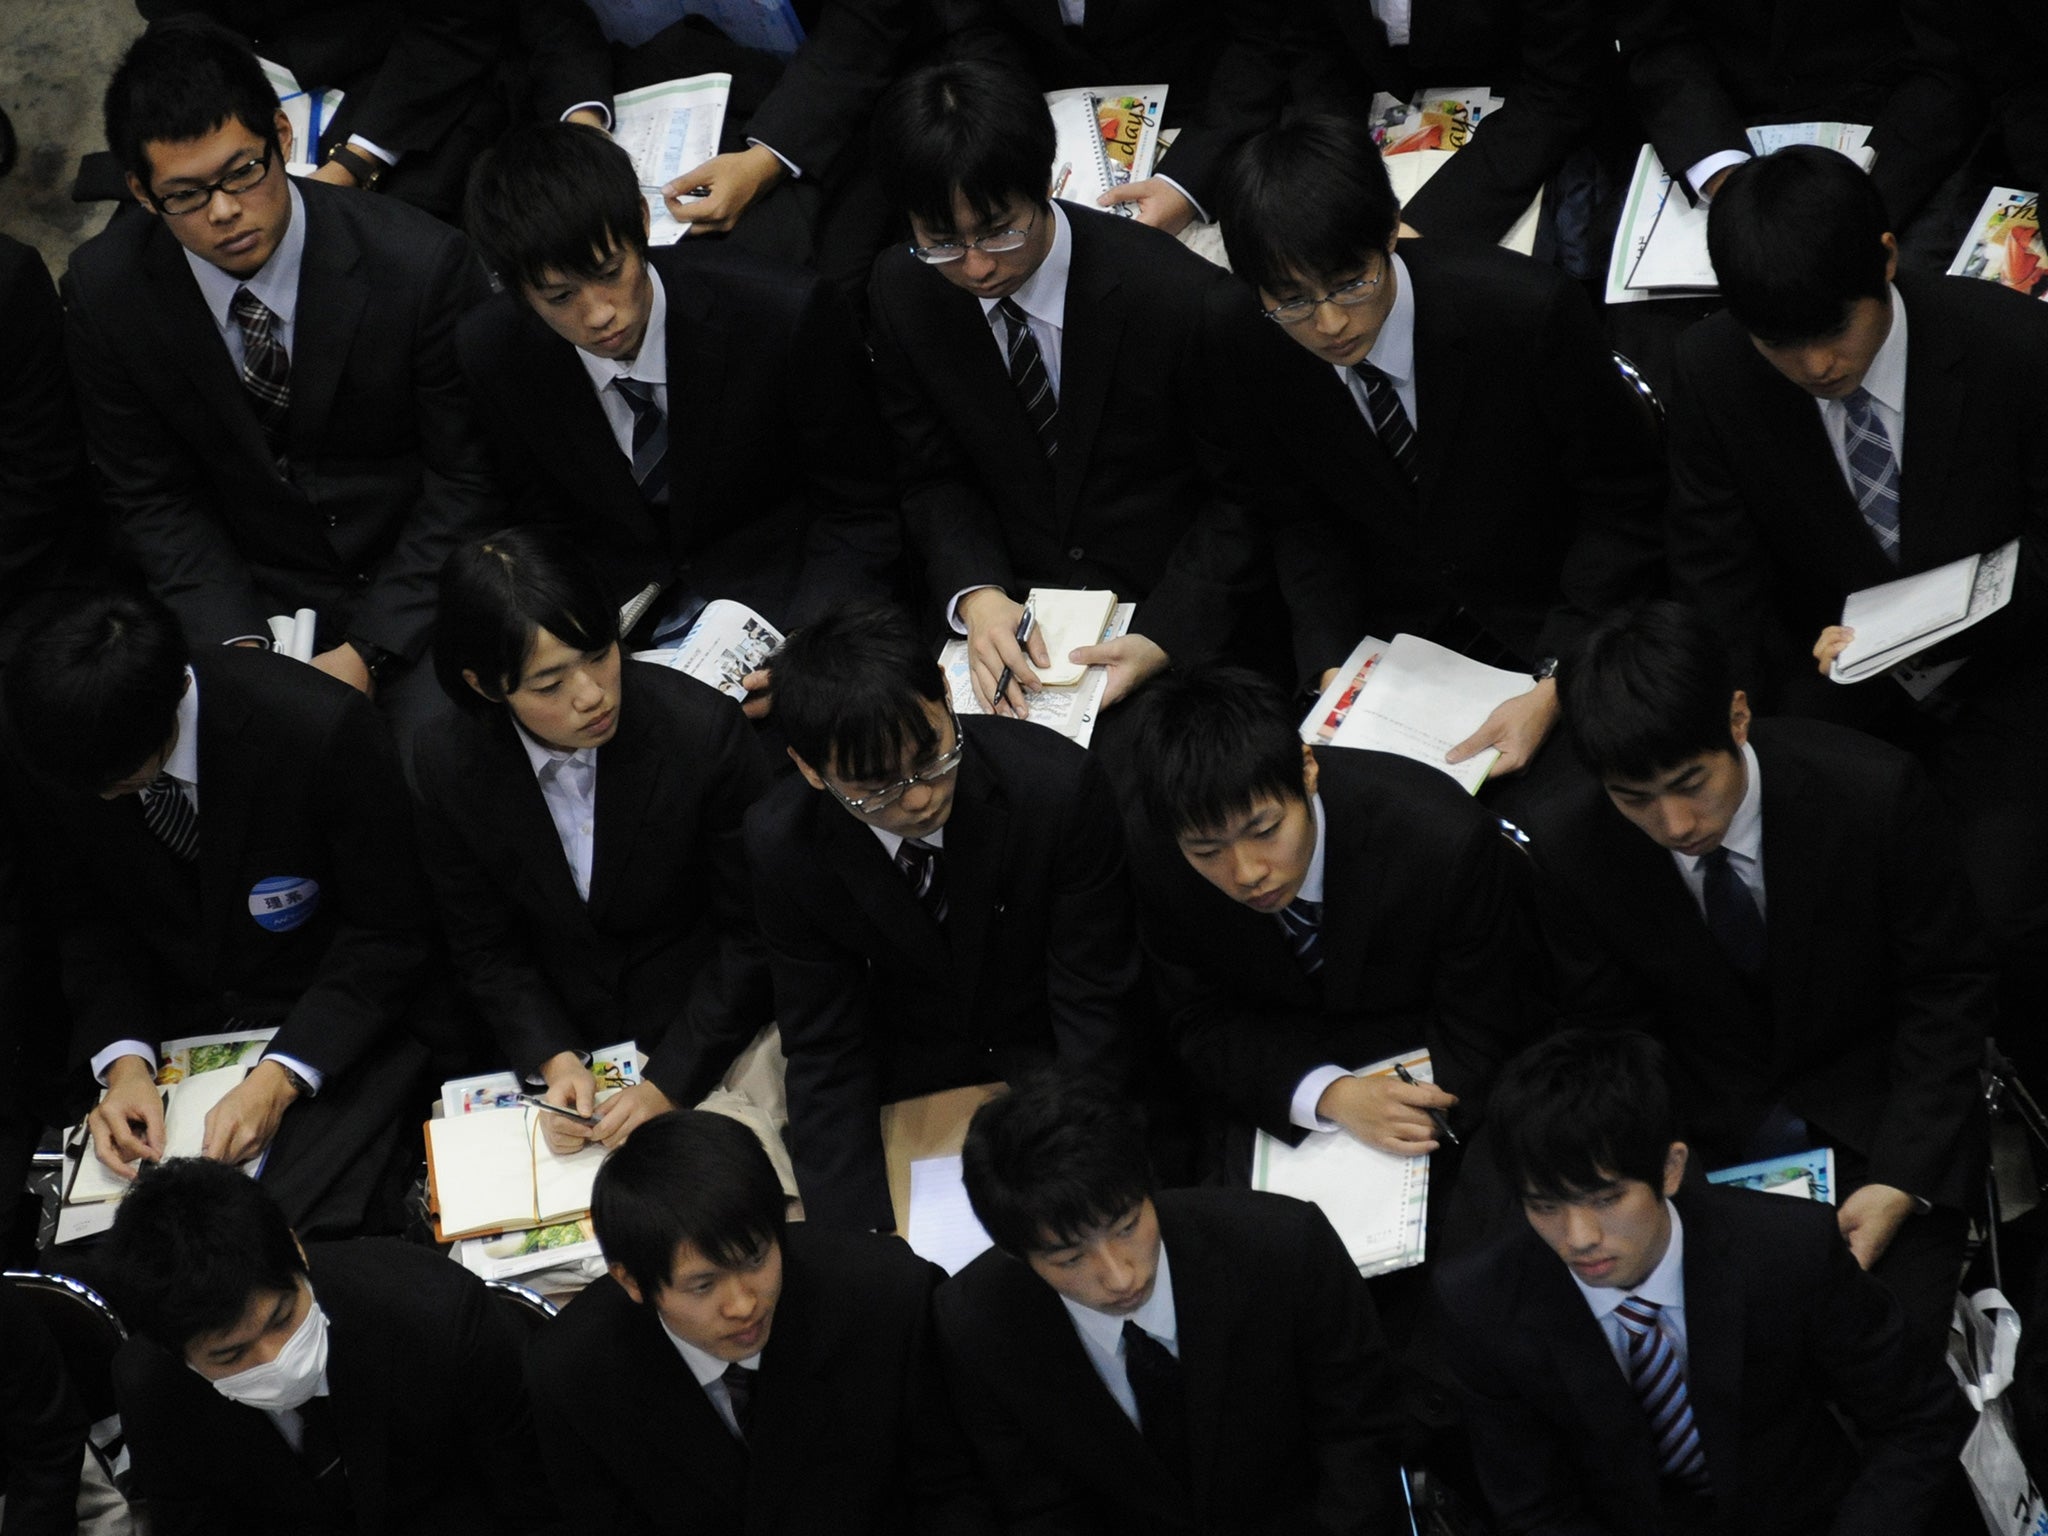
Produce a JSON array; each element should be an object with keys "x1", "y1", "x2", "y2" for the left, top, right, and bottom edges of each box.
[
  {"x1": 611, "y1": 75, "x2": 733, "y2": 244},
  {"x1": 1327, "y1": 633, "x2": 1531, "y2": 793},
  {"x1": 1833, "y1": 553, "x2": 1978, "y2": 678},
  {"x1": 905, "y1": 1155, "x2": 995, "y2": 1275},
  {"x1": 1834, "y1": 539, "x2": 2019, "y2": 684}
]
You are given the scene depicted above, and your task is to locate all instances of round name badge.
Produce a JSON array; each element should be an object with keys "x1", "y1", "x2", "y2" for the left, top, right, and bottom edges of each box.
[{"x1": 248, "y1": 875, "x2": 321, "y2": 933}]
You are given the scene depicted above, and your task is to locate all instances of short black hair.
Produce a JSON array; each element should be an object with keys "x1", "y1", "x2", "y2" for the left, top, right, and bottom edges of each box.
[
  {"x1": 105, "y1": 19, "x2": 281, "y2": 192},
  {"x1": 961, "y1": 1071, "x2": 1153, "y2": 1258},
  {"x1": 1708, "y1": 146, "x2": 1893, "y2": 343},
  {"x1": 872, "y1": 60, "x2": 1056, "y2": 237},
  {"x1": 434, "y1": 527, "x2": 620, "y2": 713},
  {"x1": 3, "y1": 590, "x2": 191, "y2": 792},
  {"x1": 770, "y1": 602, "x2": 945, "y2": 783},
  {"x1": 590, "y1": 1111, "x2": 788, "y2": 1304},
  {"x1": 465, "y1": 119, "x2": 649, "y2": 294},
  {"x1": 1131, "y1": 664, "x2": 1310, "y2": 839},
  {"x1": 1560, "y1": 600, "x2": 1739, "y2": 782},
  {"x1": 1490, "y1": 1029, "x2": 1679, "y2": 1200},
  {"x1": 1217, "y1": 114, "x2": 1401, "y2": 295},
  {"x1": 105, "y1": 1159, "x2": 308, "y2": 1353}
]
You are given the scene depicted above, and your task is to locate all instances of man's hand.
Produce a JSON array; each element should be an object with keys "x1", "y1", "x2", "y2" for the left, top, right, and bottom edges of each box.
[
  {"x1": 1095, "y1": 178, "x2": 1196, "y2": 234},
  {"x1": 1396, "y1": 220, "x2": 1422, "y2": 240},
  {"x1": 1700, "y1": 166, "x2": 1736, "y2": 200},
  {"x1": 960, "y1": 588, "x2": 1049, "y2": 716},
  {"x1": 1068, "y1": 634, "x2": 1169, "y2": 708},
  {"x1": 89, "y1": 1056, "x2": 167, "y2": 1179},
  {"x1": 666, "y1": 145, "x2": 787, "y2": 234},
  {"x1": 1838, "y1": 1182, "x2": 1916, "y2": 1270},
  {"x1": 310, "y1": 642, "x2": 375, "y2": 698},
  {"x1": 589, "y1": 1081, "x2": 676, "y2": 1151},
  {"x1": 537, "y1": 1051, "x2": 600, "y2": 1157},
  {"x1": 1813, "y1": 625, "x2": 1856, "y2": 677},
  {"x1": 200, "y1": 1060, "x2": 301, "y2": 1167},
  {"x1": 564, "y1": 108, "x2": 609, "y2": 133},
  {"x1": 1316, "y1": 1073, "x2": 1458, "y2": 1155},
  {"x1": 1446, "y1": 677, "x2": 1559, "y2": 777},
  {"x1": 307, "y1": 159, "x2": 358, "y2": 190},
  {"x1": 739, "y1": 667, "x2": 774, "y2": 722}
]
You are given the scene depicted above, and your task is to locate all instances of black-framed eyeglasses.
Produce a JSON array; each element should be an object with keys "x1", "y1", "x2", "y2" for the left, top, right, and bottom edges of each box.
[
  {"x1": 152, "y1": 145, "x2": 274, "y2": 218},
  {"x1": 825, "y1": 705, "x2": 966, "y2": 815},
  {"x1": 911, "y1": 204, "x2": 1040, "y2": 266},
  {"x1": 1261, "y1": 267, "x2": 1386, "y2": 327}
]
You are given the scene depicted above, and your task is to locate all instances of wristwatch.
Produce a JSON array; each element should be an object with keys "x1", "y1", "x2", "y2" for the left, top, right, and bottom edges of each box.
[
  {"x1": 274, "y1": 1063, "x2": 314, "y2": 1099},
  {"x1": 324, "y1": 142, "x2": 386, "y2": 192},
  {"x1": 1533, "y1": 655, "x2": 1561, "y2": 683},
  {"x1": 345, "y1": 636, "x2": 402, "y2": 685}
]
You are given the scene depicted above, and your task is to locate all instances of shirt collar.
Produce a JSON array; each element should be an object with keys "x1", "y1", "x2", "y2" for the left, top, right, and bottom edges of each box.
[
  {"x1": 576, "y1": 264, "x2": 669, "y2": 394},
  {"x1": 185, "y1": 180, "x2": 308, "y2": 333},
  {"x1": 1674, "y1": 739, "x2": 1762, "y2": 876},
  {"x1": 1061, "y1": 1238, "x2": 1177, "y2": 1353},
  {"x1": 1572, "y1": 1200, "x2": 1687, "y2": 1322},
  {"x1": 163, "y1": 666, "x2": 201, "y2": 787},
  {"x1": 867, "y1": 824, "x2": 945, "y2": 860},
  {"x1": 1360, "y1": 251, "x2": 1416, "y2": 387},
  {"x1": 1297, "y1": 792, "x2": 1328, "y2": 904},
  {"x1": 1857, "y1": 282, "x2": 1908, "y2": 416},
  {"x1": 658, "y1": 1316, "x2": 762, "y2": 1386},
  {"x1": 980, "y1": 201, "x2": 1072, "y2": 335},
  {"x1": 511, "y1": 716, "x2": 597, "y2": 780}
]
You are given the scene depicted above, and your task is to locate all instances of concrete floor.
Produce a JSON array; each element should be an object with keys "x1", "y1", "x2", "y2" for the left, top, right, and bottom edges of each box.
[{"x1": 1, "y1": 0, "x2": 143, "y2": 277}]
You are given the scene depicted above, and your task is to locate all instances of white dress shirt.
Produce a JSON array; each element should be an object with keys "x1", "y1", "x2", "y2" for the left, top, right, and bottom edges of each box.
[
  {"x1": 1814, "y1": 283, "x2": 1908, "y2": 493},
  {"x1": 660, "y1": 1317, "x2": 763, "y2": 1439},
  {"x1": 868, "y1": 824, "x2": 946, "y2": 861},
  {"x1": 514, "y1": 721, "x2": 600, "y2": 903},
  {"x1": 1669, "y1": 740, "x2": 1765, "y2": 922},
  {"x1": 1571, "y1": 1202, "x2": 1690, "y2": 1376},
  {"x1": 1060, "y1": 1241, "x2": 1179, "y2": 1427},
  {"x1": 980, "y1": 200, "x2": 1075, "y2": 399},
  {"x1": 1371, "y1": 0, "x2": 1414, "y2": 47},
  {"x1": 1335, "y1": 253, "x2": 1420, "y2": 431},
  {"x1": 1686, "y1": 150, "x2": 1751, "y2": 201},
  {"x1": 576, "y1": 265, "x2": 671, "y2": 465},
  {"x1": 185, "y1": 181, "x2": 309, "y2": 376}
]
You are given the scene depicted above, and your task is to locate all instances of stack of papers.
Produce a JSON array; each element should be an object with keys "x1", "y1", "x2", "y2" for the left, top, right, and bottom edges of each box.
[
  {"x1": 1299, "y1": 633, "x2": 1535, "y2": 795},
  {"x1": 1831, "y1": 539, "x2": 2019, "y2": 686},
  {"x1": 1949, "y1": 187, "x2": 2046, "y2": 301}
]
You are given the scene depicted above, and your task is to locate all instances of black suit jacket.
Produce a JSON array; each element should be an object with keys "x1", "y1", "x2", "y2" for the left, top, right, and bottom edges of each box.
[
  {"x1": 527, "y1": 1224, "x2": 993, "y2": 1535},
  {"x1": 869, "y1": 202, "x2": 1258, "y2": 663},
  {"x1": 63, "y1": 180, "x2": 496, "y2": 660},
  {"x1": 1619, "y1": 0, "x2": 1974, "y2": 224},
  {"x1": 412, "y1": 661, "x2": 774, "y2": 1107},
  {"x1": 1211, "y1": 239, "x2": 1665, "y2": 685},
  {"x1": 0, "y1": 1280, "x2": 87, "y2": 1535},
  {"x1": 746, "y1": 715, "x2": 1137, "y2": 1230},
  {"x1": 0, "y1": 234, "x2": 94, "y2": 608},
  {"x1": 934, "y1": 1188, "x2": 1406, "y2": 1535},
  {"x1": 114, "y1": 1239, "x2": 547, "y2": 1536},
  {"x1": 1132, "y1": 747, "x2": 1544, "y2": 1147},
  {"x1": 1532, "y1": 719, "x2": 1990, "y2": 1210},
  {"x1": 1435, "y1": 1185, "x2": 1974, "y2": 1536},
  {"x1": 457, "y1": 241, "x2": 899, "y2": 629},
  {"x1": 1668, "y1": 272, "x2": 2048, "y2": 709}
]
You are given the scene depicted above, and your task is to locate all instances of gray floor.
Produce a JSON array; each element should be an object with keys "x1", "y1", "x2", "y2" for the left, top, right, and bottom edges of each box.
[{"x1": 1, "y1": 0, "x2": 143, "y2": 277}]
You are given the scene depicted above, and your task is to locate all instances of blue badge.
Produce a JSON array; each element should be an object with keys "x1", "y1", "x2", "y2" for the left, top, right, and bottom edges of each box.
[{"x1": 248, "y1": 876, "x2": 320, "y2": 933}]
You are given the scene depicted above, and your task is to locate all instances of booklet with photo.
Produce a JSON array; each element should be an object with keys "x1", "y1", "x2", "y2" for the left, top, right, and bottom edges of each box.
[
  {"x1": 1948, "y1": 187, "x2": 2046, "y2": 301},
  {"x1": 1706, "y1": 1146, "x2": 1836, "y2": 1205},
  {"x1": 634, "y1": 599, "x2": 785, "y2": 704},
  {"x1": 65, "y1": 1028, "x2": 278, "y2": 1207},
  {"x1": 1045, "y1": 86, "x2": 1167, "y2": 212}
]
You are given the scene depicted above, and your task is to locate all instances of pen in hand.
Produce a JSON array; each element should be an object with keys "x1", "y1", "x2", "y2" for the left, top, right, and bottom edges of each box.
[
  {"x1": 992, "y1": 603, "x2": 1037, "y2": 715},
  {"x1": 517, "y1": 1093, "x2": 602, "y2": 1129},
  {"x1": 1392, "y1": 1063, "x2": 1460, "y2": 1147},
  {"x1": 641, "y1": 183, "x2": 714, "y2": 198}
]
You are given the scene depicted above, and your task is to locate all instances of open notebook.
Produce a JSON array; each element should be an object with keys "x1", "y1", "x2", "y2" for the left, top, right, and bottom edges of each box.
[
  {"x1": 425, "y1": 1105, "x2": 610, "y2": 1242},
  {"x1": 66, "y1": 1028, "x2": 277, "y2": 1206}
]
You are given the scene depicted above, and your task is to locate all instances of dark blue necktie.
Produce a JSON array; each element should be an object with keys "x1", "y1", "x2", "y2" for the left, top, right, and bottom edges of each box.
[
  {"x1": 613, "y1": 377, "x2": 669, "y2": 506},
  {"x1": 1275, "y1": 897, "x2": 1324, "y2": 976},
  {"x1": 1700, "y1": 848, "x2": 1765, "y2": 979}
]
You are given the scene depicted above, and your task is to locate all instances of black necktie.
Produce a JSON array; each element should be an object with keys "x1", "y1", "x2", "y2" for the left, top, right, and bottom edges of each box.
[
  {"x1": 140, "y1": 772, "x2": 199, "y2": 862},
  {"x1": 230, "y1": 286, "x2": 291, "y2": 465},
  {"x1": 996, "y1": 297, "x2": 1060, "y2": 460},
  {"x1": 1700, "y1": 847, "x2": 1766, "y2": 979},
  {"x1": 1275, "y1": 897, "x2": 1324, "y2": 977},
  {"x1": 1121, "y1": 1320, "x2": 1189, "y2": 1478},
  {"x1": 894, "y1": 837, "x2": 950, "y2": 924},
  {"x1": 721, "y1": 1361, "x2": 755, "y2": 1441},
  {"x1": 613, "y1": 377, "x2": 670, "y2": 505},
  {"x1": 295, "y1": 1395, "x2": 352, "y2": 1516},
  {"x1": 1352, "y1": 361, "x2": 1419, "y2": 486}
]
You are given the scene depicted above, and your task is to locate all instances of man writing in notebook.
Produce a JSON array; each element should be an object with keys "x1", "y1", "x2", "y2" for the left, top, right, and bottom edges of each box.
[
  {"x1": 745, "y1": 602, "x2": 1137, "y2": 1232},
  {"x1": 1534, "y1": 600, "x2": 1988, "y2": 1360},
  {"x1": 1436, "y1": 1028, "x2": 1971, "y2": 1536},
  {"x1": 1668, "y1": 144, "x2": 2048, "y2": 1075}
]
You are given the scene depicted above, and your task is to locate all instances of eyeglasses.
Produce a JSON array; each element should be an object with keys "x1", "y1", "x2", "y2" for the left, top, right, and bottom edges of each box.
[
  {"x1": 152, "y1": 146, "x2": 273, "y2": 217},
  {"x1": 1261, "y1": 268, "x2": 1386, "y2": 327},
  {"x1": 910, "y1": 205, "x2": 1039, "y2": 266},
  {"x1": 825, "y1": 706, "x2": 966, "y2": 815}
]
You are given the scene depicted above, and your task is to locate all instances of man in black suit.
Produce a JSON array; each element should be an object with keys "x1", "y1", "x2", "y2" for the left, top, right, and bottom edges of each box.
[
  {"x1": 1211, "y1": 115, "x2": 1664, "y2": 784},
  {"x1": 1536, "y1": 601, "x2": 1988, "y2": 1355},
  {"x1": 938, "y1": 1071, "x2": 1407, "y2": 1534},
  {"x1": 1436, "y1": 1028, "x2": 1972, "y2": 1536},
  {"x1": 745, "y1": 603, "x2": 1136, "y2": 1231},
  {"x1": 415, "y1": 529, "x2": 774, "y2": 1149},
  {"x1": 868, "y1": 61, "x2": 1260, "y2": 722},
  {"x1": 2, "y1": 592, "x2": 434, "y2": 1237},
  {"x1": 103, "y1": 1157, "x2": 547, "y2": 1536},
  {"x1": 66, "y1": 22, "x2": 495, "y2": 726},
  {"x1": 461, "y1": 119, "x2": 901, "y2": 696},
  {"x1": 1669, "y1": 146, "x2": 2048, "y2": 1069},
  {"x1": 527, "y1": 1109, "x2": 992, "y2": 1533},
  {"x1": 1127, "y1": 666, "x2": 1543, "y2": 1216}
]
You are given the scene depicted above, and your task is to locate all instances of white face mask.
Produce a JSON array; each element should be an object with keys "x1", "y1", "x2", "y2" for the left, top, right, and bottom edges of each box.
[{"x1": 204, "y1": 1295, "x2": 331, "y2": 1412}]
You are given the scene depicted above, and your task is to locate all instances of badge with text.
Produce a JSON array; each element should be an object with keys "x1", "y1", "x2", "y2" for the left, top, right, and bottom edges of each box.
[{"x1": 248, "y1": 875, "x2": 320, "y2": 932}]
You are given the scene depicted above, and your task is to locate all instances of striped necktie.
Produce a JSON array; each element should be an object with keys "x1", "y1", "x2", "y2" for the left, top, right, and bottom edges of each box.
[
  {"x1": 1352, "y1": 362, "x2": 1418, "y2": 486},
  {"x1": 613, "y1": 377, "x2": 670, "y2": 505},
  {"x1": 894, "y1": 837, "x2": 949, "y2": 924},
  {"x1": 1841, "y1": 387, "x2": 1901, "y2": 563},
  {"x1": 140, "y1": 772, "x2": 199, "y2": 862},
  {"x1": 1614, "y1": 1296, "x2": 1710, "y2": 1491},
  {"x1": 230, "y1": 287, "x2": 290, "y2": 464},
  {"x1": 1275, "y1": 897, "x2": 1324, "y2": 976},
  {"x1": 996, "y1": 297, "x2": 1060, "y2": 460}
]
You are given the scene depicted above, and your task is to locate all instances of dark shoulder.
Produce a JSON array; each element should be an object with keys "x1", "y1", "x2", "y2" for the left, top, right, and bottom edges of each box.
[
  {"x1": 1678, "y1": 1183, "x2": 1849, "y2": 1283},
  {"x1": 1402, "y1": 238, "x2": 1577, "y2": 322},
  {"x1": 0, "y1": 232, "x2": 54, "y2": 309},
  {"x1": 65, "y1": 204, "x2": 161, "y2": 295},
  {"x1": 1898, "y1": 270, "x2": 2048, "y2": 339},
  {"x1": 743, "y1": 767, "x2": 824, "y2": 857},
  {"x1": 1155, "y1": 1185, "x2": 1330, "y2": 1255},
  {"x1": 455, "y1": 287, "x2": 536, "y2": 372},
  {"x1": 306, "y1": 1237, "x2": 483, "y2": 1320},
  {"x1": 626, "y1": 660, "x2": 749, "y2": 742},
  {"x1": 1062, "y1": 201, "x2": 1229, "y2": 299},
  {"x1": 786, "y1": 1222, "x2": 944, "y2": 1303},
  {"x1": 652, "y1": 241, "x2": 826, "y2": 330},
  {"x1": 935, "y1": 1241, "x2": 1046, "y2": 1336},
  {"x1": 195, "y1": 646, "x2": 367, "y2": 742},
  {"x1": 1750, "y1": 716, "x2": 1920, "y2": 809},
  {"x1": 531, "y1": 1272, "x2": 646, "y2": 1378},
  {"x1": 1319, "y1": 746, "x2": 1509, "y2": 851},
  {"x1": 960, "y1": 713, "x2": 1091, "y2": 787},
  {"x1": 299, "y1": 176, "x2": 470, "y2": 269}
]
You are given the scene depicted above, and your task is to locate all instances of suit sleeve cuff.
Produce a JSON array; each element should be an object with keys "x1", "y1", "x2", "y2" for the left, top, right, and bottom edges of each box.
[
  {"x1": 1290, "y1": 1065, "x2": 1350, "y2": 1131},
  {"x1": 262, "y1": 1052, "x2": 325, "y2": 1096},
  {"x1": 947, "y1": 585, "x2": 1003, "y2": 635},
  {"x1": 562, "y1": 101, "x2": 612, "y2": 130},
  {"x1": 93, "y1": 1041, "x2": 158, "y2": 1086},
  {"x1": 1686, "y1": 149, "x2": 1749, "y2": 200},
  {"x1": 744, "y1": 138, "x2": 802, "y2": 179},
  {"x1": 1154, "y1": 175, "x2": 1209, "y2": 223},
  {"x1": 347, "y1": 134, "x2": 401, "y2": 168}
]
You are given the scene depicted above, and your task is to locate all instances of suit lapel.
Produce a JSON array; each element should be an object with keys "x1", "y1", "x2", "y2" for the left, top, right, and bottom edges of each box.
[
  {"x1": 195, "y1": 671, "x2": 262, "y2": 981},
  {"x1": 817, "y1": 800, "x2": 952, "y2": 977},
  {"x1": 523, "y1": 311, "x2": 651, "y2": 544},
  {"x1": 747, "y1": 1245, "x2": 843, "y2": 1530},
  {"x1": 1527, "y1": 1248, "x2": 1665, "y2": 1511},
  {"x1": 587, "y1": 693, "x2": 665, "y2": 923},
  {"x1": 1746, "y1": 361, "x2": 1899, "y2": 589},
  {"x1": 1675, "y1": 1194, "x2": 1745, "y2": 1505},
  {"x1": 1158, "y1": 1204, "x2": 1239, "y2": 1517},
  {"x1": 287, "y1": 196, "x2": 368, "y2": 453},
  {"x1": 324, "y1": 1291, "x2": 394, "y2": 1530},
  {"x1": 608, "y1": 1300, "x2": 750, "y2": 1518},
  {"x1": 1405, "y1": 251, "x2": 1473, "y2": 508},
  {"x1": 475, "y1": 714, "x2": 593, "y2": 920},
  {"x1": 1895, "y1": 291, "x2": 1972, "y2": 571},
  {"x1": 927, "y1": 268, "x2": 1051, "y2": 500},
  {"x1": 1052, "y1": 211, "x2": 1124, "y2": 531},
  {"x1": 659, "y1": 264, "x2": 731, "y2": 564},
  {"x1": 139, "y1": 228, "x2": 276, "y2": 472},
  {"x1": 1755, "y1": 736, "x2": 1823, "y2": 1068},
  {"x1": 935, "y1": 744, "x2": 1005, "y2": 1020}
]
